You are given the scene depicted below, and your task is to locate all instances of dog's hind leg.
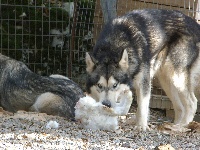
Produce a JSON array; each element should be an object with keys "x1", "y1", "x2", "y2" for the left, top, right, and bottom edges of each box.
[
  {"x1": 170, "y1": 69, "x2": 198, "y2": 124},
  {"x1": 177, "y1": 91, "x2": 197, "y2": 125},
  {"x1": 177, "y1": 55, "x2": 200, "y2": 125},
  {"x1": 29, "y1": 92, "x2": 66, "y2": 117},
  {"x1": 157, "y1": 63, "x2": 198, "y2": 125},
  {"x1": 157, "y1": 73, "x2": 185, "y2": 124},
  {"x1": 156, "y1": 60, "x2": 186, "y2": 124},
  {"x1": 180, "y1": 49, "x2": 200, "y2": 124}
]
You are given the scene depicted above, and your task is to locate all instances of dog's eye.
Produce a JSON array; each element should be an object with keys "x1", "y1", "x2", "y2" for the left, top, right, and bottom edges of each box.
[
  {"x1": 97, "y1": 83, "x2": 102, "y2": 89},
  {"x1": 113, "y1": 83, "x2": 118, "y2": 89}
]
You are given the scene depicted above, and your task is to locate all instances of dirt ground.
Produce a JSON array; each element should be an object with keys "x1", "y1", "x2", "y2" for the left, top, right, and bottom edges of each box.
[{"x1": 0, "y1": 104, "x2": 200, "y2": 150}]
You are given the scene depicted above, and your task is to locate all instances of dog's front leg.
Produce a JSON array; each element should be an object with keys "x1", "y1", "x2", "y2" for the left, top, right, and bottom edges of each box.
[{"x1": 134, "y1": 72, "x2": 151, "y2": 131}]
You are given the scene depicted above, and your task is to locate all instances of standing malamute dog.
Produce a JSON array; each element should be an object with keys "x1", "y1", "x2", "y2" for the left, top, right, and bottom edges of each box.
[
  {"x1": 0, "y1": 54, "x2": 84, "y2": 119},
  {"x1": 86, "y1": 9, "x2": 200, "y2": 131}
]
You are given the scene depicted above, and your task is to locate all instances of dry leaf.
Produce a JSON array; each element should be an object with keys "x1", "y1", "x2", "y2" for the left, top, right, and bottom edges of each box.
[
  {"x1": 187, "y1": 121, "x2": 200, "y2": 133},
  {"x1": 136, "y1": 147, "x2": 146, "y2": 150},
  {"x1": 158, "y1": 123, "x2": 191, "y2": 134},
  {"x1": 154, "y1": 144, "x2": 175, "y2": 150}
]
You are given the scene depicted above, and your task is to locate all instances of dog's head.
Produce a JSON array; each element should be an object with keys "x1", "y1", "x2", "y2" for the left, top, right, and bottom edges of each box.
[{"x1": 85, "y1": 49, "x2": 133, "y2": 108}]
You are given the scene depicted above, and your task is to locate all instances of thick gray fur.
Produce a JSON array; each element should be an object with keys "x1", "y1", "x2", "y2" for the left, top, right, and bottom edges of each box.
[
  {"x1": 0, "y1": 54, "x2": 84, "y2": 119},
  {"x1": 86, "y1": 9, "x2": 200, "y2": 130}
]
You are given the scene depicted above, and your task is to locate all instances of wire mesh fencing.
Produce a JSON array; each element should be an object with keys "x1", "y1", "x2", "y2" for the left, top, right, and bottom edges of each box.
[
  {"x1": 0, "y1": 0, "x2": 199, "y2": 92},
  {"x1": 0, "y1": 0, "x2": 95, "y2": 89}
]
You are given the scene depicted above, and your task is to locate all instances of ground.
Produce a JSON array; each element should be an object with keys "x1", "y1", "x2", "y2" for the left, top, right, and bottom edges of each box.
[{"x1": 0, "y1": 104, "x2": 199, "y2": 150}]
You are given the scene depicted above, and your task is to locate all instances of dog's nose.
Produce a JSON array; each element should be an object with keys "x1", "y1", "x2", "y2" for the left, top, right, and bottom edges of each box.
[{"x1": 102, "y1": 100, "x2": 111, "y2": 108}]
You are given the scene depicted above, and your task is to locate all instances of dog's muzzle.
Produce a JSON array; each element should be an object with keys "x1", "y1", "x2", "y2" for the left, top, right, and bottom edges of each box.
[{"x1": 102, "y1": 100, "x2": 111, "y2": 108}]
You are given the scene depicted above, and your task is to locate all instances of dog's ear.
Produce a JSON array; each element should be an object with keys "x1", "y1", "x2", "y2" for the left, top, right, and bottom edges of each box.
[
  {"x1": 119, "y1": 49, "x2": 129, "y2": 72},
  {"x1": 86, "y1": 52, "x2": 96, "y2": 73}
]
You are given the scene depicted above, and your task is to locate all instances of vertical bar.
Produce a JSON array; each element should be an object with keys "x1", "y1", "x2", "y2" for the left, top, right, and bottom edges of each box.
[
  {"x1": 0, "y1": 1, "x2": 2, "y2": 54},
  {"x1": 69, "y1": 0, "x2": 77, "y2": 78},
  {"x1": 100, "y1": 0, "x2": 117, "y2": 24}
]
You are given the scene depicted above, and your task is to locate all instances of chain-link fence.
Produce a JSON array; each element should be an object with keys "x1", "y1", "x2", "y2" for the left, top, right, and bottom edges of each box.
[{"x1": 0, "y1": 0, "x2": 199, "y2": 93}]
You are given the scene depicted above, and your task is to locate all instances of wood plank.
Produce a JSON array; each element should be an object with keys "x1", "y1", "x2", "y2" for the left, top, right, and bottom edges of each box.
[
  {"x1": 117, "y1": 0, "x2": 198, "y2": 17},
  {"x1": 141, "y1": 0, "x2": 196, "y2": 9},
  {"x1": 93, "y1": 0, "x2": 198, "y2": 42}
]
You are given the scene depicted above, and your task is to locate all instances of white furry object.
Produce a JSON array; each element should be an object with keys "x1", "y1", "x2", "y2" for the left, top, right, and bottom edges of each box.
[
  {"x1": 46, "y1": 120, "x2": 59, "y2": 129},
  {"x1": 75, "y1": 90, "x2": 132, "y2": 131},
  {"x1": 75, "y1": 96, "x2": 118, "y2": 131}
]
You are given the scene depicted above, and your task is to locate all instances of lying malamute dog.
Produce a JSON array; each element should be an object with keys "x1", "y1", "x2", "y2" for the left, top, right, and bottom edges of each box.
[
  {"x1": 75, "y1": 86, "x2": 132, "y2": 130},
  {"x1": 86, "y1": 9, "x2": 200, "y2": 131},
  {"x1": 0, "y1": 54, "x2": 84, "y2": 119}
]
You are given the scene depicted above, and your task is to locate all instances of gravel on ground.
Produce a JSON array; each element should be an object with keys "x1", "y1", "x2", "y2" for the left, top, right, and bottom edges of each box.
[{"x1": 0, "y1": 104, "x2": 199, "y2": 150}]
